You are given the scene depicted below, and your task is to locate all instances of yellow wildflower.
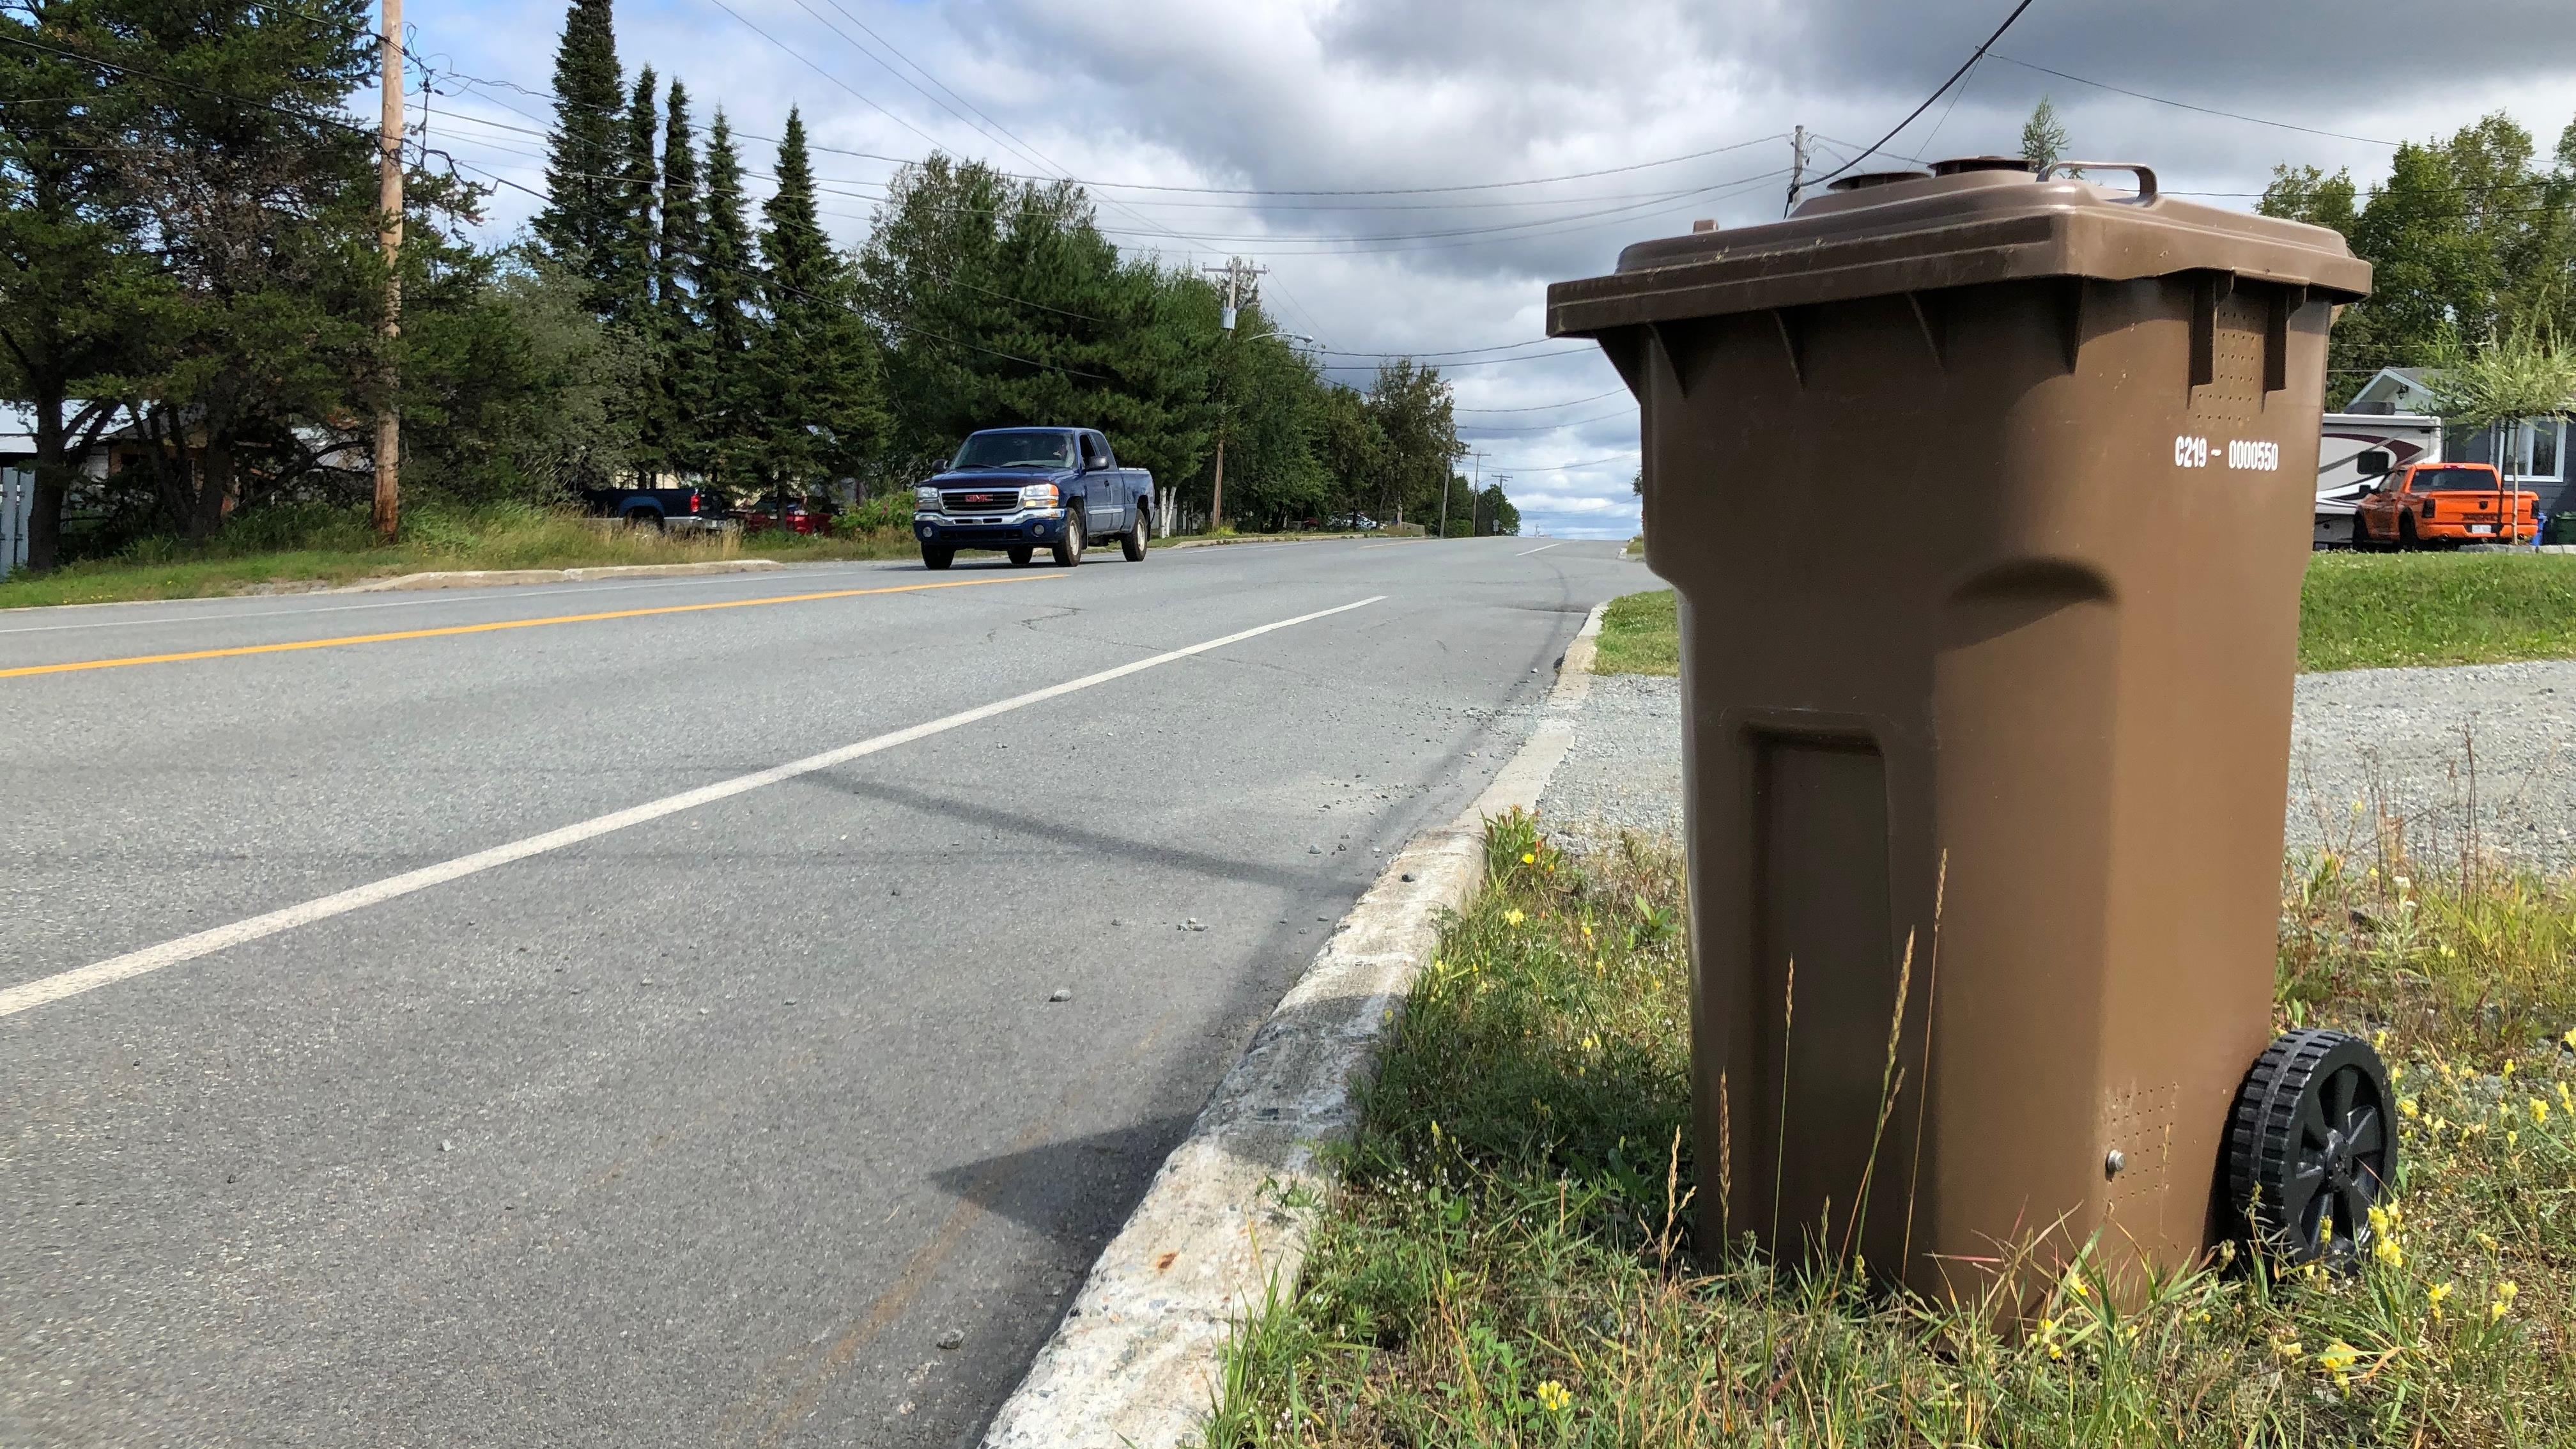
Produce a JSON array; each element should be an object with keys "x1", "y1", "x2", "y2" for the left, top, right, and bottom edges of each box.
[
  {"x1": 1534, "y1": 1379, "x2": 1571, "y2": 1413},
  {"x1": 1504, "y1": 908, "x2": 1525, "y2": 927},
  {"x1": 2274, "y1": 1338, "x2": 2304, "y2": 1361},
  {"x1": 2317, "y1": 1342, "x2": 2360, "y2": 1374},
  {"x1": 2491, "y1": 1281, "x2": 2518, "y2": 1319},
  {"x1": 2502, "y1": 1058, "x2": 2517, "y2": 1081},
  {"x1": 2508, "y1": 1129, "x2": 2519, "y2": 1149},
  {"x1": 2558, "y1": 1082, "x2": 2573, "y2": 1115},
  {"x1": 1520, "y1": 852, "x2": 1536, "y2": 865},
  {"x1": 2531, "y1": 1098, "x2": 2550, "y2": 1126},
  {"x1": 2373, "y1": 1236, "x2": 2404, "y2": 1268},
  {"x1": 2562, "y1": 1026, "x2": 2576, "y2": 1050},
  {"x1": 2428, "y1": 1282, "x2": 2453, "y2": 1321},
  {"x1": 2373, "y1": 1028, "x2": 2389, "y2": 1052},
  {"x1": 2477, "y1": 1232, "x2": 2501, "y2": 1252},
  {"x1": 2400, "y1": 1097, "x2": 2421, "y2": 1120}
]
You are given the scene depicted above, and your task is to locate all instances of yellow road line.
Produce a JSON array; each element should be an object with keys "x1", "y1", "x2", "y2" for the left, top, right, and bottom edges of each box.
[{"x1": 0, "y1": 573, "x2": 1061, "y2": 680}]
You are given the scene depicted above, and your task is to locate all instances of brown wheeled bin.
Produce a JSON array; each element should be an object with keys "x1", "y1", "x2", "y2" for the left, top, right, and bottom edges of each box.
[{"x1": 1547, "y1": 160, "x2": 2391, "y2": 1300}]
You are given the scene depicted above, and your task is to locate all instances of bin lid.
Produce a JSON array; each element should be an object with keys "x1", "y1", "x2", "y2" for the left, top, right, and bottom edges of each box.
[{"x1": 1548, "y1": 162, "x2": 2368, "y2": 339}]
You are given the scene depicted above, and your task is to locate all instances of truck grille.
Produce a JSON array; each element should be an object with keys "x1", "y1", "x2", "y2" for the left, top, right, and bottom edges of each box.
[{"x1": 942, "y1": 489, "x2": 1017, "y2": 513}]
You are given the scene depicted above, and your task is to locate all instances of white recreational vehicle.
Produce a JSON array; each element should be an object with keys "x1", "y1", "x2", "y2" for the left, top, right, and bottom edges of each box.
[{"x1": 2314, "y1": 412, "x2": 2441, "y2": 548}]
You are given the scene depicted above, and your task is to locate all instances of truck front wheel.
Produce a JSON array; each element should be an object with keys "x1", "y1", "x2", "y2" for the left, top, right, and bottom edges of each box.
[
  {"x1": 921, "y1": 544, "x2": 955, "y2": 571},
  {"x1": 1051, "y1": 511, "x2": 1086, "y2": 568},
  {"x1": 1007, "y1": 546, "x2": 1033, "y2": 567},
  {"x1": 1122, "y1": 508, "x2": 1149, "y2": 562}
]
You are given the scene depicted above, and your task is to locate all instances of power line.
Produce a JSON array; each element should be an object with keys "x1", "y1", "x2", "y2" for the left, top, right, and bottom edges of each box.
[
  {"x1": 1456, "y1": 409, "x2": 1635, "y2": 433},
  {"x1": 1984, "y1": 52, "x2": 2400, "y2": 148},
  {"x1": 1809, "y1": 0, "x2": 2042, "y2": 188},
  {"x1": 1479, "y1": 453, "x2": 1637, "y2": 473},
  {"x1": 1453, "y1": 388, "x2": 1630, "y2": 413}
]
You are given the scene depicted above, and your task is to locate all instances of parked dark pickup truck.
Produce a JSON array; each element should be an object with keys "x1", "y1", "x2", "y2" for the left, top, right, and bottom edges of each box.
[
  {"x1": 579, "y1": 485, "x2": 720, "y2": 531},
  {"x1": 911, "y1": 427, "x2": 1152, "y2": 570}
]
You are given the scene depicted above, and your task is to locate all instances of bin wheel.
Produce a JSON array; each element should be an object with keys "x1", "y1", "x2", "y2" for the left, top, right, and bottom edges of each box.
[
  {"x1": 2225, "y1": 1028, "x2": 2396, "y2": 1266},
  {"x1": 1007, "y1": 546, "x2": 1033, "y2": 567}
]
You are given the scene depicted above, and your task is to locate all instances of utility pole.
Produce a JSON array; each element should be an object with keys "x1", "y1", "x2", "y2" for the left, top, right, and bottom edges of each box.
[
  {"x1": 1783, "y1": 125, "x2": 1809, "y2": 217},
  {"x1": 1200, "y1": 256, "x2": 1267, "y2": 533},
  {"x1": 1450, "y1": 449, "x2": 1483, "y2": 541},
  {"x1": 373, "y1": 0, "x2": 404, "y2": 542}
]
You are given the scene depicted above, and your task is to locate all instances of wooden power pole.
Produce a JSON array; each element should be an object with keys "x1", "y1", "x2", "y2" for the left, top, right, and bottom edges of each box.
[
  {"x1": 1201, "y1": 257, "x2": 1267, "y2": 533},
  {"x1": 373, "y1": 0, "x2": 404, "y2": 541}
]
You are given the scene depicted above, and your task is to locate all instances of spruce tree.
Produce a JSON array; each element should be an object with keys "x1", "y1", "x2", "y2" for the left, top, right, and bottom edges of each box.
[
  {"x1": 697, "y1": 110, "x2": 763, "y2": 490},
  {"x1": 609, "y1": 67, "x2": 658, "y2": 327},
  {"x1": 655, "y1": 79, "x2": 707, "y2": 479},
  {"x1": 755, "y1": 107, "x2": 886, "y2": 493},
  {"x1": 535, "y1": 0, "x2": 624, "y2": 311}
]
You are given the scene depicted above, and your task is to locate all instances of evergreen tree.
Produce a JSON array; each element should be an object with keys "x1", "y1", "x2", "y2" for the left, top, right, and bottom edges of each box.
[
  {"x1": 534, "y1": 0, "x2": 624, "y2": 311},
  {"x1": 105, "y1": 0, "x2": 380, "y2": 538},
  {"x1": 654, "y1": 79, "x2": 707, "y2": 478},
  {"x1": 609, "y1": 67, "x2": 658, "y2": 326},
  {"x1": 753, "y1": 107, "x2": 885, "y2": 492},
  {"x1": 0, "y1": 0, "x2": 172, "y2": 570},
  {"x1": 2019, "y1": 97, "x2": 2069, "y2": 172},
  {"x1": 696, "y1": 110, "x2": 762, "y2": 490}
]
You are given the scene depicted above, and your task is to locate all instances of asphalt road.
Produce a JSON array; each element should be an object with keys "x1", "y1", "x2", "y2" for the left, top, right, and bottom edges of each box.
[{"x1": 1, "y1": 535, "x2": 1637, "y2": 1448}]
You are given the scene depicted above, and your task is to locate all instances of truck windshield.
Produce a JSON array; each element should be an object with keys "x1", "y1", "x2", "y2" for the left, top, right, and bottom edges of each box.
[
  {"x1": 950, "y1": 431, "x2": 1076, "y2": 470},
  {"x1": 2415, "y1": 467, "x2": 2500, "y2": 491}
]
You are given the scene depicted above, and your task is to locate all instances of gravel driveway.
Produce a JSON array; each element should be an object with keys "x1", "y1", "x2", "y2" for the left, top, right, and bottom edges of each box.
[{"x1": 1541, "y1": 661, "x2": 2576, "y2": 871}]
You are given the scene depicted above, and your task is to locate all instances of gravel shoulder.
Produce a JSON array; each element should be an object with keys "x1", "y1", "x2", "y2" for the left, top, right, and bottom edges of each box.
[
  {"x1": 2288, "y1": 658, "x2": 2576, "y2": 871},
  {"x1": 1540, "y1": 662, "x2": 2576, "y2": 871}
]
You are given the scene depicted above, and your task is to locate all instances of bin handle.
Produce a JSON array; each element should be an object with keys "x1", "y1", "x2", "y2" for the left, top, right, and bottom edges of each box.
[{"x1": 2037, "y1": 160, "x2": 2157, "y2": 201}]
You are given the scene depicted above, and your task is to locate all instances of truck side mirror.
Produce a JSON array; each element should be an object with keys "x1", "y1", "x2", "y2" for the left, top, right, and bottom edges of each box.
[{"x1": 2356, "y1": 449, "x2": 2393, "y2": 478}]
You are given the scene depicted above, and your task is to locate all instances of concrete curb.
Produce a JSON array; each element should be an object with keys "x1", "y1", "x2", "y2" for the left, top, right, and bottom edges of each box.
[
  {"x1": 980, "y1": 601, "x2": 1608, "y2": 1449},
  {"x1": 335, "y1": 559, "x2": 785, "y2": 593}
]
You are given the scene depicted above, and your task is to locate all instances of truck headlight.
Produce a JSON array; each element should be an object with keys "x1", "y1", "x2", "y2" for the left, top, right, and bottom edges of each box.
[
  {"x1": 1020, "y1": 483, "x2": 1059, "y2": 508},
  {"x1": 914, "y1": 486, "x2": 941, "y2": 510}
]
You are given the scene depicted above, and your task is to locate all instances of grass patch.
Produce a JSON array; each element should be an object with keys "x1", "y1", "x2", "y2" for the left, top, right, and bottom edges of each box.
[
  {"x1": 1591, "y1": 589, "x2": 1677, "y2": 676},
  {"x1": 1588, "y1": 555, "x2": 2576, "y2": 679},
  {"x1": 1211, "y1": 814, "x2": 2576, "y2": 1445},
  {"x1": 0, "y1": 501, "x2": 920, "y2": 610},
  {"x1": 2301, "y1": 553, "x2": 2576, "y2": 672}
]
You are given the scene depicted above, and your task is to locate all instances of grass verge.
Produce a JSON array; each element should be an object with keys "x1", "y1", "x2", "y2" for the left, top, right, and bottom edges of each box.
[
  {"x1": 0, "y1": 502, "x2": 920, "y2": 610},
  {"x1": 1592, "y1": 554, "x2": 2576, "y2": 678},
  {"x1": 2300, "y1": 552, "x2": 2576, "y2": 672},
  {"x1": 1210, "y1": 812, "x2": 2576, "y2": 1445},
  {"x1": 1591, "y1": 589, "x2": 1678, "y2": 677}
]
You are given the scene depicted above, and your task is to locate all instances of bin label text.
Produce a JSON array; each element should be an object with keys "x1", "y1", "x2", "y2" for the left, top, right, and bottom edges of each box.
[{"x1": 2174, "y1": 435, "x2": 2280, "y2": 472}]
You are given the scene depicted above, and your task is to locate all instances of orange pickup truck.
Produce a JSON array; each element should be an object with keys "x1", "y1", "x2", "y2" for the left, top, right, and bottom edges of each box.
[{"x1": 2354, "y1": 462, "x2": 2541, "y2": 548}]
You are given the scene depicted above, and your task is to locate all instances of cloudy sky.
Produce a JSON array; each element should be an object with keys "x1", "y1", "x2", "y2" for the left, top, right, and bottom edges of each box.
[{"x1": 405, "y1": 0, "x2": 2576, "y2": 537}]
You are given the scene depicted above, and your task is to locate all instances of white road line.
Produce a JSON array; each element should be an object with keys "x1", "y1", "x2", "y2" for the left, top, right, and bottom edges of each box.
[
  {"x1": 1516, "y1": 542, "x2": 1562, "y2": 557},
  {"x1": 0, "y1": 565, "x2": 910, "y2": 636},
  {"x1": 1356, "y1": 539, "x2": 1423, "y2": 551},
  {"x1": 0, "y1": 596, "x2": 1384, "y2": 1020}
]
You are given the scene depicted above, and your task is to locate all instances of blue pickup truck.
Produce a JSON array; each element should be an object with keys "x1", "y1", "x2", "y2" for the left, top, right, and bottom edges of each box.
[{"x1": 911, "y1": 427, "x2": 1153, "y2": 570}]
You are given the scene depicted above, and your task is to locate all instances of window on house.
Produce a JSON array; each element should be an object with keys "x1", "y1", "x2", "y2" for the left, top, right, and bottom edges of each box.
[{"x1": 2526, "y1": 419, "x2": 2563, "y2": 481}]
